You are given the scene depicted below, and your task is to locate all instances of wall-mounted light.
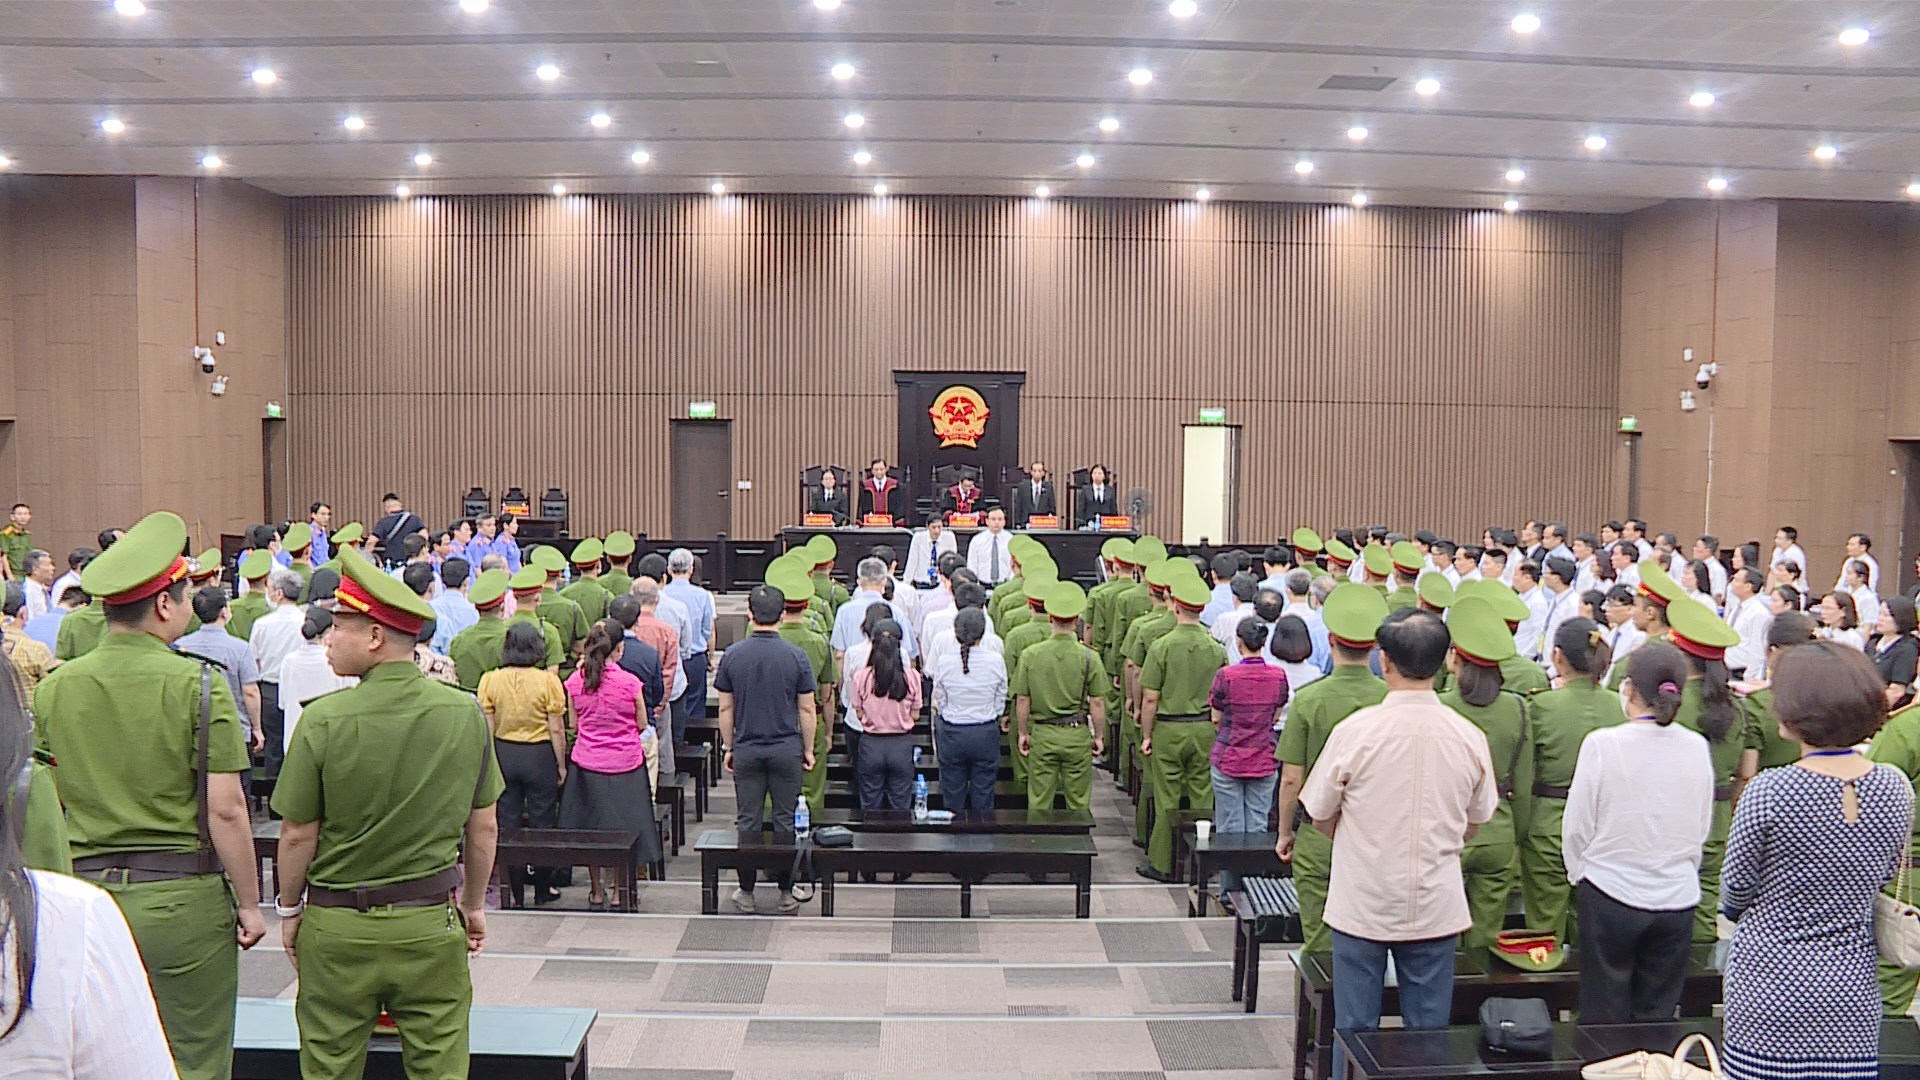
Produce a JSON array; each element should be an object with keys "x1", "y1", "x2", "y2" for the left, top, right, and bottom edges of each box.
[{"x1": 210, "y1": 375, "x2": 230, "y2": 397}]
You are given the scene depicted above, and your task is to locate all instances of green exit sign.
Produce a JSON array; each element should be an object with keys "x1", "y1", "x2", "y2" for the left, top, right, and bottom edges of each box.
[
  {"x1": 688, "y1": 400, "x2": 718, "y2": 420},
  {"x1": 1618, "y1": 415, "x2": 1639, "y2": 432},
  {"x1": 263, "y1": 401, "x2": 284, "y2": 419},
  {"x1": 1197, "y1": 407, "x2": 1227, "y2": 424}
]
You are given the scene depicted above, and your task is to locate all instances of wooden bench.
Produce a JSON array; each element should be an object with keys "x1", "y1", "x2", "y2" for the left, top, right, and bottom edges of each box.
[
  {"x1": 1227, "y1": 878, "x2": 1301, "y2": 1013},
  {"x1": 753, "y1": 808, "x2": 1096, "y2": 835},
  {"x1": 695, "y1": 829, "x2": 1096, "y2": 917},
  {"x1": 1187, "y1": 832, "x2": 1285, "y2": 916},
  {"x1": 822, "y1": 779, "x2": 1031, "y2": 810},
  {"x1": 232, "y1": 997, "x2": 594, "y2": 1079},
  {"x1": 495, "y1": 828, "x2": 644, "y2": 913},
  {"x1": 682, "y1": 722, "x2": 723, "y2": 784},
  {"x1": 655, "y1": 772, "x2": 689, "y2": 854},
  {"x1": 1290, "y1": 944, "x2": 1725, "y2": 1080},
  {"x1": 1338, "y1": 1016, "x2": 1920, "y2": 1080},
  {"x1": 674, "y1": 743, "x2": 710, "y2": 819}
]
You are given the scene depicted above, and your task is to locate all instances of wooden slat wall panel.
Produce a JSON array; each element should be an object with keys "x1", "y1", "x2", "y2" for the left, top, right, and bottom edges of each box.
[{"x1": 288, "y1": 194, "x2": 1623, "y2": 540}]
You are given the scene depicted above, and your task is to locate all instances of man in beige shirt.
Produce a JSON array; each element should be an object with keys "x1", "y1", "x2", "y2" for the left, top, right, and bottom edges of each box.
[{"x1": 1300, "y1": 608, "x2": 1496, "y2": 1078}]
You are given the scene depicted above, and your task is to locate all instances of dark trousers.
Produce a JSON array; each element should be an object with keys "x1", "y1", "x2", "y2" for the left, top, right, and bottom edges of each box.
[
  {"x1": 732, "y1": 744, "x2": 803, "y2": 892},
  {"x1": 259, "y1": 681, "x2": 285, "y2": 778},
  {"x1": 856, "y1": 732, "x2": 915, "y2": 811},
  {"x1": 495, "y1": 740, "x2": 562, "y2": 899},
  {"x1": 843, "y1": 725, "x2": 862, "y2": 774},
  {"x1": 1576, "y1": 879, "x2": 1694, "y2": 1023},
  {"x1": 675, "y1": 651, "x2": 709, "y2": 746},
  {"x1": 936, "y1": 719, "x2": 1001, "y2": 813}
]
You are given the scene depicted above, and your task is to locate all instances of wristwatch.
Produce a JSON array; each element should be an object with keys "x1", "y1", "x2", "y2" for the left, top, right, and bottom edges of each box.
[{"x1": 275, "y1": 896, "x2": 306, "y2": 918}]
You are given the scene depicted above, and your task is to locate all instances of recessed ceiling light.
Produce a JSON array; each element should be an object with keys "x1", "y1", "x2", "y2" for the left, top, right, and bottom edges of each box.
[
  {"x1": 852, "y1": 150, "x2": 872, "y2": 166},
  {"x1": 250, "y1": 67, "x2": 277, "y2": 86},
  {"x1": 535, "y1": 63, "x2": 561, "y2": 81},
  {"x1": 1350, "y1": 191, "x2": 1369, "y2": 207},
  {"x1": 1098, "y1": 116, "x2": 1120, "y2": 134},
  {"x1": 1503, "y1": 198, "x2": 1520, "y2": 212},
  {"x1": 711, "y1": 181, "x2": 727, "y2": 195},
  {"x1": 1076, "y1": 152, "x2": 1096, "y2": 169},
  {"x1": 1127, "y1": 67, "x2": 1154, "y2": 87},
  {"x1": 459, "y1": 0, "x2": 488, "y2": 11},
  {"x1": 1413, "y1": 77, "x2": 1440, "y2": 96},
  {"x1": 99, "y1": 117, "x2": 126, "y2": 135},
  {"x1": 394, "y1": 184, "x2": 411, "y2": 198},
  {"x1": 550, "y1": 183, "x2": 567, "y2": 196},
  {"x1": 630, "y1": 149, "x2": 651, "y2": 165},
  {"x1": 1347, "y1": 125, "x2": 1369, "y2": 141},
  {"x1": 590, "y1": 112, "x2": 612, "y2": 129},
  {"x1": 1583, "y1": 134, "x2": 1607, "y2": 151},
  {"x1": 1294, "y1": 160, "x2": 1314, "y2": 176},
  {"x1": 1194, "y1": 186, "x2": 1211, "y2": 202},
  {"x1": 1505, "y1": 167, "x2": 1526, "y2": 183},
  {"x1": 1688, "y1": 90, "x2": 1715, "y2": 108},
  {"x1": 1034, "y1": 184, "x2": 1052, "y2": 198},
  {"x1": 830, "y1": 62, "x2": 856, "y2": 81},
  {"x1": 113, "y1": 0, "x2": 145, "y2": 15},
  {"x1": 1838, "y1": 26, "x2": 1870, "y2": 46},
  {"x1": 1906, "y1": 182, "x2": 1920, "y2": 199},
  {"x1": 1510, "y1": 12, "x2": 1540, "y2": 33},
  {"x1": 814, "y1": 0, "x2": 841, "y2": 9},
  {"x1": 413, "y1": 151, "x2": 433, "y2": 167},
  {"x1": 1706, "y1": 175, "x2": 1729, "y2": 192},
  {"x1": 0, "y1": 154, "x2": 10, "y2": 169},
  {"x1": 1813, "y1": 144, "x2": 1838, "y2": 161},
  {"x1": 873, "y1": 182, "x2": 889, "y2": 196},
  {"x1": 1169, "y1": 0, "x2": 1198, "y2": 16},
  {"x1": 343, "y1": 115, "x2": 366, "y2": 132},
  {"x1": 200, "y1": 153, "x2": 223, "y2": 170},
  {"x1": 843, "y1": 112, "x2": 866, "y2": 129}
]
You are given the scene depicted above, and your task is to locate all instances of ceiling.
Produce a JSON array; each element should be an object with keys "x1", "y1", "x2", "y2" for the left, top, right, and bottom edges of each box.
[{"x1": 2, "y1": 0, "x2": 1918, "y2": 213}]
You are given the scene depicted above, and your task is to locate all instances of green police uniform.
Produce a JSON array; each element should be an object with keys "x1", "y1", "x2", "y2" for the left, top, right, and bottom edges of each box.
[
  {"x1": 560, "y1": 578, "x2": 609, "y2": 626},
  {"x1": 35, "y1": 511, "x2": 252, "y2": 1080},
  {"x1": 1519, "y1": 680, "x2": 1622, "y2": 941},
  {"x1": 1087, "y1": 540, "x2": 1137, "y2": 769},
  {"x1": 1738, "y1": 686, "x2": 1802, "y2": 770},
  {"x1": 227, "y1": 551, "x2": 274, "y2": 642},
  {"x1": 0, "y1": 522, "x2": 32, "y2": 578},
  {"x1": 1277, "y1": 584, "x2": 1389, "y2": 954},
  {"x1": 1498, "y1": 655, "x2": 1551, "y2": 696},
  {"x1": 1440, "y1": 597, "x2": 1531, "y2": 950},
  {"x1": 510, "y1": 610, "x2": 565, "y2": 671},
  {"x1": 272, "y1": 550, "x2": 506, "y2": 1080},
  {"x1": 55, "y1": 598, "x2": 107, "y2": 660},
  {"x1": 446, "y1": 570, "x2": 513, "y2": 689},
  {"x1": 23, "y1": 757, "x2": 72, "y2": 872},
  {"x1": 1101, "y1": 566, "x2": 1150, "y2": 782},
  {"x1": 771, "y1": 566, "x2": 838, "y2": 815},
  {"x1": 1139, "y1": 577, "x2": 1226, "y2": 877},
  {"x1": 1667, "y1": 597, "x2": 1745, "y2": 943},
  {"x1": 805, "y1": 535, "x2": 850, "y2": 611},
  {"x1": 602, "y1": 532, "x2": 637, "y2": 597},
  {"x1": 1872, "y1": 701, "x2": 1920, "y2": 1013},
  {"x1": 1000, "y1": 571, "x2": 1057, "y2": 792},
  {"x1": 1013, "y1": 584, "x2": 1109, "y2": 812},
  {"x1": 1122, "y1": 565, "x2": 1182, "y2": 842}
]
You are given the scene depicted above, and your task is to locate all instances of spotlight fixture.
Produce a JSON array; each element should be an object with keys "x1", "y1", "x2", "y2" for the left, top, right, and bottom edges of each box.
[
  {"x1": 1504, "y1": 198, "x2": 1519, "y2": 212},
  {"x1": 343, "y1": 115, "x2": 366, "y2": 132},
  {"x1": 1706, "y1": 175, "x2": 1729, "y2": 192},
  {"x1": 1583, "y1": 134, "x2": 1607, "y2": 151},
  {"x1": 843, "y1": 112, "x2": 865, "y2": 129},
  {"x1": 852, "y1": 149, "x2": 872, "y2": 165},
  {"x1": 1689, "y1": 90, "x2": 1715, "y2": 108},
  {"x1": 873, "y1": 182, "x2": 889, "y2": 196},
  {"x1": 1414, "y1": 77, "x2": 1440, "y2": 96},
  {"x1": 1169, "y1": 0, "x2": 1198, "y2": 17},
  {"x1": 1034, "y1": 184, "x2": 1052, "y2": 198},
  {"x1": 550, "y1": 183, "x2": 567, "y2": 196},
  {"x1": 1076, "y1": 152, "x2": 1096, "y2": 169},
  {"x1": 413, "y1": 151, "x2": 434, "y2": 167},
  {"x1": 814, "y1": 0, "x2": 841, "y2": 9},
  {"x1": 0, "y1": 155, "x2": 10, "y2": 169},
  {"x1": 1838, "y1": 26, "x2": 1870, "y2": 46},
  {"x1": 210, "y1": 375, "x2": 229, "y2": 397},
  {"x1": 1098, "y1": 116, "x2": 1120, "y2": 134},
  {"x1": 1350, "y1": 191, "x2": 1369, "y2": 207},
  {"x1": 1347, "y1": 125, "x2": 1369, "y2": 141},
  {"x1": 1294, "y1": 160, "x2": 1314, "y2": 176},
  {"x1": 250, "y1": 67, "x2": 277, "y2": 86},
  {"x1": 830, "y1": 62, "x2": 855, "y2": 81},
  {"x1": 630, "y1": 149, "x2": 651, "y2": 165},
  {"x1": 1194, "y1": 186, "x2": 1211, "y2": 202},
  {"x1": 590, "y1": 112, "x2": 611, "y2": 129},
  {"x1": 100, "y1": 117, "x2": 127, "y2": 135},
  {"x1": 1505, "y1": 168, "x2": 1526, "y2": 183},
  {"x1": 1907, "y1": 181, "x2": 1920, "y2": 200},
  {"x1": 200, "y1": 153, "x2": 223, "y2": 170},
  {"x1": 394, "y1": 184, "x2": 411, "y2": 198},
  {"x1": 114, "y1": 0, "x2": 145, "y2": 15},
  {"x1": 1813, "y1": 144, "x2": 1837, "y2": 161},
  {"x1": 1510, "y1": 12, "x2": 1540, "y2": 33},
  {"x1": 459, "y1": 0, "x2": 489, "y2": 11},
  {"x1": 535, "y1": 63, "x2": 561, "y2": 81},
  {"x1": 710, "y1": 181, "x2": 727, "y2": 195},
  {"x1": 1127, "y1": 67, "x2": 1154, "y2": 86}
]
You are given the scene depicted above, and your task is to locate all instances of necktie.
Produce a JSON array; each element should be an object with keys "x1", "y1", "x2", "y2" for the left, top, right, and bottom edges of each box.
[{"x1": 991, "y1": 536, "x2": 1002, "y2": 581}]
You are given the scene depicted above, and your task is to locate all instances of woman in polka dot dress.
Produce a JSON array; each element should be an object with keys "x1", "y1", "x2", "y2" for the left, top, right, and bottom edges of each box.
[{"x1": 1720, "y1": 641, "x2": 1915, "y2": 1080}]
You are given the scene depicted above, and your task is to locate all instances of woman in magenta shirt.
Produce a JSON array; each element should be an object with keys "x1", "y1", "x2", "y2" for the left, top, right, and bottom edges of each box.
[
  {"x1": 559, "y1": 620, "x2": 663, "y2": 909},
  {"x1": 1208, "y1": 618, "x2": 1290, "y2": 898}
]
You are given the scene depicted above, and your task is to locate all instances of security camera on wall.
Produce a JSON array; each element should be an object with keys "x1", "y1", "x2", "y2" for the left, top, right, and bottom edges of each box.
[
  {"x1": 193, "y1": 346, "x2": 217, "y2": 374},
  {"x1": 1694, "y1": 362, "x2": 1718, "y2": 389}
]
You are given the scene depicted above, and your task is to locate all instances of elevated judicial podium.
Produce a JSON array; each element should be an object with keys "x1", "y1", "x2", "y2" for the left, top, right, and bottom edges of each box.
[{"x1": 780, "y1": 525, "x2": 1136, "y2": 586}]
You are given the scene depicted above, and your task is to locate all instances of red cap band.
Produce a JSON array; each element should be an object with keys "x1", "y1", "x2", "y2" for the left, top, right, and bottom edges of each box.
[
  {"x1": 1328, "y1": 632, "x2": 1374, "y2": 651},
  {"x1": 1327, "y1": 555, "x2": 1352, "y2": 568},
  {"x1": 1636, "y1": 581, "x2": 1671, "y2": 607},
  {"x1": 103, "y1": 556, "x2": 191, "y2": 605},
  {"x1": 473, "y1": 592, "x2": 508, "y2": 612},
  {"x1": 1671, "y1": 632, "x2": 1725, "y2": 662},
  {"x1": 334, "y1": 577, "x2": 427, "y2": 636},
  {"x1": 1454, "y1": 646, "x2": 1501, "y2": 668}
]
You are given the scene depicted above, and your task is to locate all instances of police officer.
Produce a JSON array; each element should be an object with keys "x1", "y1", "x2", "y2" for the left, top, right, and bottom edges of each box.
[
  {"x1": 996, "y1": 549, "x2": 1056, "y2": 638},
  {"x1": 989, "y1": 535, "x2": 1044, "y2": 633},
  {"x1": 227, "y1": 549, "x2": 274, "y2": 641},
  {"x1": 35, "y1": 510, "x2": 264, "y2": 1080},
  {"x1": 806, "y1": 534, "x2": 851, "y2": 612},
  {"x1": 22, "y1": 745, "x2": 70, "y2": 872},
  {"x1": 1439, "y1": 596, "x2": 1530, "y2": 949},
  {"x1": 1385, "y1": 541, "x2": 1423, "y2": 611},
  {"x1": 1122, "y1": 559, "x2": 1182, "y2": 843},
  {"x1": 1014, "y1": 582, "x2": 1109, "y2": 811},
  {"x1": 53, "y1": 588, "x2": 107, "y2": 660},
  {"x1": 1292, "y1": 527, "x2": 1327, "y2": 581},
  {"x1": 319, "y1": 521, "x2": 365, "y2": 574},
  {"x1": 530, "y1": 546, "x2": 590, "y2": 670},
  {"x1": 1873, "y1": 697, "x2": 1920, "y2": 1012},
  {"x1": 447, "y1": 569, "x2": 514, "y2": 689},
  {"x1": 507, "y1": 566, "x2": 566, "y2": 670},
  {"x1": 281, "y1": 521, "x2": 316, "y2": 592},
  {"x1": 1137, "y1": 571, "x2": 1226, "y2": 883},
  {"x1": 1000, "y1": 567, "x2": 1060, "y2": 793},
  {"x1": 561, "y1": 538, "x2": 611, "y2": 624},
  {"x1": 1666, "y1": 596, "x2": 1745, "y2": 943},
  {"x1": 602, "y1": 531, "x2": 638, "y2": 597},
  {"x1": 1274, "y1": 583, "x2": 1389, "y2": 954},
  {"x1": 1322, "y1": 537, "x2": 1357, "y2": 582},
  {"x1": 771, "y1": 563, "x2": 838, "y2": 815},
  {"x1": 1085, "y1": 538, "x2": 1135, "y2": 768},
  {"x1": 1091, "y1": 540, "x2": 1143, "y2": 776},
  {"x1": 271, "y1": 548, "x2": 505, "y2": 1080},
  {"x1": 1612, "y1": 560, "x2": 1682, "y2": 692},
  {"x1": 1458, "y1": 580, "x2": 1551, "y2": 696},
  {"x1": 1360, "y1": 543, "x2": 1393, "y2": 595}
]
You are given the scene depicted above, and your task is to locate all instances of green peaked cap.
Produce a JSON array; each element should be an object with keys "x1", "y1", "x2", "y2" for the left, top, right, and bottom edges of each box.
[
  {"x1": 1043, "y1": 581, "x2": 1087, "y2": 620},
  {"x1": 1361, "y1": 544, "x2": 1392, "y2": 576},
  {"x1": 1448, "y1": 596, "x2": 1516, "y2": 665},
  {"x1": 1323, "y1": 583, "x2": 1389, "y2": 647}
]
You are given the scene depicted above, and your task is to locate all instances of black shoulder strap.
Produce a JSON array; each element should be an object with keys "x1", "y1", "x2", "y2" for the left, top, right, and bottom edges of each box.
[{"x1": 196, "y1": 664, "x2": 217, "y2": 872}]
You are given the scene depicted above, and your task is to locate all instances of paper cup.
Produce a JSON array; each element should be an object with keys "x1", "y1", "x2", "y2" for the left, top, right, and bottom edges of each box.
[{"x1": 1195, "y1": 820, "x2": 1213, "y2": 844}]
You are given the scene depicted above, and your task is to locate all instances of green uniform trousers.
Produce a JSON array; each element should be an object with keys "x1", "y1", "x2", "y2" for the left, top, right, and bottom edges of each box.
[
  {"x1": 1135, "y1": 749, "x2": 1157, "y2": 845},
  {"x1": 98, "y1": 873, "x2": 238, "y2": 1080},
  {"x1": 1025, "y1": 723, "x2": 1093, "y2": 811},
  {"x1": 1293, "y1": 824, "x2": 1334, "y2": 955},
  {"x1": 801, "y1": 717, "x2": 834, "y2": 816},
  {"x1": 1105, "y1": 668, "x2": 1127, "y2": 778},
  {"x1": 1522, "y1": 799, "x2": 1575, "y2": 944},
  {"x1": 1461, "y1": 842, "x2": 1520, "y2": 950},
  {"x1": 1695, "y1": 830, "x2": 1726, "y2": 945},
  {"x1": 294, "y1": 903, "x2": 473, "y2": 1080},
  {"x1": 1006, "y1": 726, "x2": 1029, "y2": 791},
  {"x1": 1146, "y1": 720, "x2": 1214, "y2": 875}
]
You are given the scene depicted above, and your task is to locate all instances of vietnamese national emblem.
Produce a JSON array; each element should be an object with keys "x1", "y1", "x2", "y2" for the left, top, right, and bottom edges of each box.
[{"x1": 929, "y1": 385, "x2": 990, "y2": 448}]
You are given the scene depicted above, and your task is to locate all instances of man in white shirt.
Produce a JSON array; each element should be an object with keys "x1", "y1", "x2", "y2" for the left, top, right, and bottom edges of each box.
[
  {"x1": 1570, "y1": 534, "x2": 1601, "y2": 594},
  {"x1": 1512, "y1": 561, "x2": 1549, "y2": 661},
  {"x1": 1770, "y1": 526, "x2": 1807, "y2": 582},
  {"x1": 1609, "y1": 543, "x2": 1641, "y2": 590},
  {"x1": 1622, "y1": 519, "x2": 1655, "y2": 561},
  {"x1": 1209, "y1": 573, "x2": 1259, "y2": 650},
  {"x1": 1537, "y1": 522, "x2": 1572, "y2": 571},
  {"x1": 1259, "y1": 546, "x2": 1293, "y2": 593},
  {"x1": 20, "y1": 548, "x2": 53, "y2": 620},
  {"x1": 965, "y1": 507, "x2": 1014, "y2": 588},
  {"x1": 1448, "y1": 545, "x2": 1479, "y2": 587},
  {"x1": 1538, "y1": 557, "x2": 1580, "y2": 668},
  {"x1": 48, "y1": 547, "x2": 87, "y2": 611},
  {"x1": 903, "y1": 516, "x2": 958, "y2": 587},
  {"x1": 1300, "y1": 608, "x2": 1495, "y2": 1061},
  {"x1": 1691, "y1": 535, "x2": 1729, "y2": 603},
  {"x1": 1834, "y1": 533, "x2": 1881, "y2": 594},
  {"x1": 247, "y1": 568, "x2": 307, "y2": 777},
  {"x1": 1723, "y1": 567, "x2": 1773, "y2": 679}
]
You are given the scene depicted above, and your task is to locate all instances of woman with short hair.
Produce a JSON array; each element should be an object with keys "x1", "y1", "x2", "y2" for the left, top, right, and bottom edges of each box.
[
  {"x1": 1207, "y1": 617, "x2": 1288, "y2": 900},
  {"x1": 1818, "y1": 591, "x2": 1865, "y2": 650},
  {"x1": 1868, "y1": 596, "x2": 1919, "y2": 711},
  {"x1": 478, "y1": 620, "x2": 570, "y2": 906},
  {"x1": 1722, "y1": 641, "x2": 1913, "y2": 1079}
]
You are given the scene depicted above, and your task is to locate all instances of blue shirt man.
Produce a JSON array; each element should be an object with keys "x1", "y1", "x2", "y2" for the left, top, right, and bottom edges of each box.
[
  {"x1": 22, "y1": 607, "x2": 67, "y2": 653},
  {"x1": 1198, "y1": 553, "x2": 1239, "y2": 628},
  {"x1": 176, "y1": 608, "x2": 261, "y2": 745},
  {"x1": 428, "y1": 557, "x2": 479, "y2": 654},
  {"x1": 662, "y1": 549, "x2": 716, "y2": 655},
  {"x1": 475, "y1": 519, "x2": 522, "y2": 573},
  {"x1": 308, "y1": 527, "x2": 331, "y2": 567},
  {"x1": 829, "y1": 557, "x2": 919, "y2": 660}
]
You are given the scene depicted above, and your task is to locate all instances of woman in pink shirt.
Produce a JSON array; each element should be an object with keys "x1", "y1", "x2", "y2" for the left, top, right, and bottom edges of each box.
[
  {"x1": 1208, "y1": 617, "x2": 1290, "y2": 900},
  {"x1": 558, "y1": 620, "x2": 663, "y2": 909},
  {"x1": 846, "y1": 618, "x2": 924, "y2": 811}
]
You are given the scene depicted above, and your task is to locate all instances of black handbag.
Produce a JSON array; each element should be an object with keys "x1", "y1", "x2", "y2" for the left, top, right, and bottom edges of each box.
[
  {"x1": 813, "y1": 825, "x2": 854, "y2": 847},
  {"x1": 1480, "y1": 997, "x2": 1553, "y2": 1059}
]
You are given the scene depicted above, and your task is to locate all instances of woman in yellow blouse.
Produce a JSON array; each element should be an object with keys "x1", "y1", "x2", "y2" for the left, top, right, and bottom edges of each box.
[{"x1": 478, "y1": 620, "x2": 570, "y2": 906}]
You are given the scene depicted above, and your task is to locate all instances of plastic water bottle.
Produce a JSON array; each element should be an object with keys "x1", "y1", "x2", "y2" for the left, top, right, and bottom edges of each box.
[
  {"x1": 912, "y1": 774, "x2": 929, "y2": 822},
  {"x1": 912, "y1": 745, "x2": 923, "y2": 769},
  {"x1": 794, "y1": 795, "x2": 810, "y2": 842}
]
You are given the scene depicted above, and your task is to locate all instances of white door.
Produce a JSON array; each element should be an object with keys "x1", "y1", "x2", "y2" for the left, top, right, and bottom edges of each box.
[{"x1": 1181, "y1": 425, "x2": 1239, "y2": 544}]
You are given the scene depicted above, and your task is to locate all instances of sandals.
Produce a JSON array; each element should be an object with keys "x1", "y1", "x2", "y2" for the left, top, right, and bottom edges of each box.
[{"x1": 588, "y1": 894, "x2": 609, "y2": 911}]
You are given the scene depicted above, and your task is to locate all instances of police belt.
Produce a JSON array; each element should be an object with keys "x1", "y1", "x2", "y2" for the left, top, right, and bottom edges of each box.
[
  {"x1": 1032, "y1": 714, "x2": 1089, "y2": 727},
  {"x1": 1154, "y1": 712, "x2": 1209, "y2": 723},
  {"x1": 1534, "y1": 781, "x2": 1733, "y2": 802},
  {"x1": 73, "y1": 849, "x2": 220, "y2": 883},
  {"x1": 308, "y1": 865, "x2": 463, "y2": 912}
]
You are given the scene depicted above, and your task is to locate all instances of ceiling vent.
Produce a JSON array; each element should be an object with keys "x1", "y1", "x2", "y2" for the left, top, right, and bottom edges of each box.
[
  {"x1": 1318, "y1": 74, "x2": 1396, "y2": 92},
  {"x1": 76, "y1": 66, "x2": 163, "y2": 83},
  {"x1": 657, "y1": 59, "x2": 731, "y2": 78}
]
